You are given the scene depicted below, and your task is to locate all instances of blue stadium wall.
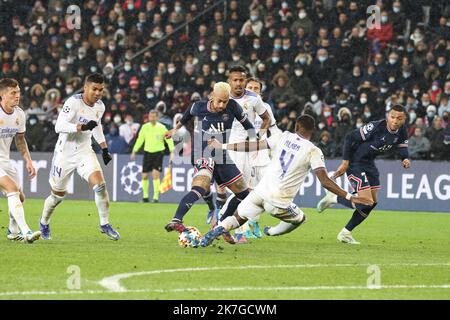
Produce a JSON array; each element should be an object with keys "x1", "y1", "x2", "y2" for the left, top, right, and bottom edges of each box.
[{"x1": 9, "y1": 152, "x2": 450, "y2": 213}]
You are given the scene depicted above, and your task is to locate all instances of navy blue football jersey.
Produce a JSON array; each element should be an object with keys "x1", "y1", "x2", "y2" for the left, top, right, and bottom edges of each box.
[
  {"x1": 343, "y1": 119, "x2": 409, "y2": 164},
  {"x1": 180, "y1": 99, "x2": 254, "y2": 163}
]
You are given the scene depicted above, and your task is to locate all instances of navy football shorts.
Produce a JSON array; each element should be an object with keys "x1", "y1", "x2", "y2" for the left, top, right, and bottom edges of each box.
[{"x1": 346, "y1": 163, "x2": 381, "y2": 193}]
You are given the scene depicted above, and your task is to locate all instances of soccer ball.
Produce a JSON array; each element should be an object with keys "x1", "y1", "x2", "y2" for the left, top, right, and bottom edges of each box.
[{"x1": 178, "y1": 226, "x2": 202, "y2": 248}]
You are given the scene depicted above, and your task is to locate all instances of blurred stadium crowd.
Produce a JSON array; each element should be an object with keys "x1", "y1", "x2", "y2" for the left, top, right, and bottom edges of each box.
[{"x1": 0, "y1": 0, "x2": 449, "y2": 160}]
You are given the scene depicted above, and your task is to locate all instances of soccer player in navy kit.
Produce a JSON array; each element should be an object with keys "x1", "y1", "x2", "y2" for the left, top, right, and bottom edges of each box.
[
  {"x1": 317, "y1": 104, "x2": 411, "y2": 244},
  {"x1": 164, "y1": 82, "x2": 255, "y2": 243}
]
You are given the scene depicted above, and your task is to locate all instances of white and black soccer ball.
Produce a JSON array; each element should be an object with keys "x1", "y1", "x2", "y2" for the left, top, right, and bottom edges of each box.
[{"x1": 120, "y1": 161, "x2": 142, "y2": 195}]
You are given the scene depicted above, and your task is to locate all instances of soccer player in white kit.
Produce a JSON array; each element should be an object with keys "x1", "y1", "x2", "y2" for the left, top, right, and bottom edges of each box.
[
  {"x1": 233, "y1": 77, "x2": 281, "y2": 241},
  {"x1": 200, "y1": 115, "x2": 373, "y2": 247},
  {"x1": 0, "y1": 78, "x2": 41, "y2": 243},
  {"x1": 39, "y1": 73, "x2": 120, "y2": 240}
]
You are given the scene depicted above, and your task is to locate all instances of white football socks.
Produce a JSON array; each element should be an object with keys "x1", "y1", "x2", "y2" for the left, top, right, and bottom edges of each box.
[
  {"x1": 8, "y1": 211, "x2": 20, "y2": 234},
  {"x1": 218, "y1": 216, "x2": 240, "y2": 231},
  {"x1": 40, "y1": 193, "x2": 64, "y2": 225},
  {"x1": 267, "y1": 221, "x2": 299, "y2": 236},
  {"x1": 93, "y1": 183, "x2": 110, "y2": 226},
  {"x1": 7, "y1": 192, "x2": 30, "y2": 234}
]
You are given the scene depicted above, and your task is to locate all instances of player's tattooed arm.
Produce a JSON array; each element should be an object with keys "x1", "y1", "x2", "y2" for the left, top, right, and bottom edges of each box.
[
  {"x1": 208, "y1": 138, "x2": 269, "y2": 152},
  {"x1": 15, "y1": 133, "x2": 36, "y2": 179}
]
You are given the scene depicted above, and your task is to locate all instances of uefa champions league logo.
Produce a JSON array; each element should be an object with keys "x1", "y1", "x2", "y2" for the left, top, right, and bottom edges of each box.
[{"x1": 120, "y1": 162, "x2": 142, "y2": 195}]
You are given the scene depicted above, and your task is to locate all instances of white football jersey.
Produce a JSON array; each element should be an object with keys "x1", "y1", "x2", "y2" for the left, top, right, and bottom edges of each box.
[
  {"x1": 255, "y1": 131, "x2": 326, "y2": 208},
  {"x1": 251, "y1": 102, "x2": 281, "y2": 166},
  {"x1": 229, "y1": 89, "x2": 267, "y2": 142},
  {"x1": 54, "y1": 94, "x2": 106, "y2": 154},
  {"x1": 0, "y1": 105, "x2": 26, "y2": 163}
]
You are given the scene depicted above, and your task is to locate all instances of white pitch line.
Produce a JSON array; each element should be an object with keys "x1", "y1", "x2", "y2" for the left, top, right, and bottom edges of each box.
[
  {"x1": 1, "y1": 284, "x2": 450, "y2": 297},
  {"x1": 98, "y1": 263, "x2": 450, "y2": 293}
]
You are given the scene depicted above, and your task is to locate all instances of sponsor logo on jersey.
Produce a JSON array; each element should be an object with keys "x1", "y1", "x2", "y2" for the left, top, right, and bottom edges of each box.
[{"x1": 222, "y1": 114, "x2": 229, "y2": 121}]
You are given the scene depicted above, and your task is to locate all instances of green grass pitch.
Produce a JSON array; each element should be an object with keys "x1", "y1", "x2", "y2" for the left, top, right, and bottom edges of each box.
[{"x1": 0, "y1": 199, "x2": 449, "y2": 300}]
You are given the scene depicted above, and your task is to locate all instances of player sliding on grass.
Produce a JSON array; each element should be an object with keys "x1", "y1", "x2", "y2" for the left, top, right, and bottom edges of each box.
[
  {"x1": 200, "y1": 115, "x2": 373, "y2": 247},
  {"x1": 39, "y1": 73, "x2": 120, "y2": 240},
  {"x1": 164, "y1": 82, "x2": 255, "y2": 244},
  {"x1": 317, "y1": 104, "x2": 410, "y2": 244},
  {"x1": 0, "y1": 78, "x2": 41, "y2": 243}
]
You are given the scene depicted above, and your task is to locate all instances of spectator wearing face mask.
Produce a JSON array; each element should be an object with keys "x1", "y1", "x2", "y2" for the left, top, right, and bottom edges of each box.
[
  {"x1": 334, "y1": 107, "x2": 353, "y2": 156},
  {"x1": 367, "y1": 11, "x2": 393, "y2": 54},
  {"x1": 106, "y1": 123, "x2": 129, "y2": 154},
  {"x1": 119, "y1": 114, "x2": 140, "y2": 145},
  {"x1": 290, "y1": 66, "x2": 312, "y2": 101},
  {"x1": 25, "y1": 115, "x2": 44, "y2": 151},
  {"x1": 425, "y1": 105, "x2": 437, "y2": 126},
  {"x1": 428, "y1": 81, "x2": 442, "y2": 105},
  {"x1": 317, "y1": 131, "x2": 336, "y2": 158},
  {"x1": 409, "y1": 127, "x2": 431, "y2": 160},
  {"x1": 425, "y1": 116, "x2": 446, "y2": 160}
]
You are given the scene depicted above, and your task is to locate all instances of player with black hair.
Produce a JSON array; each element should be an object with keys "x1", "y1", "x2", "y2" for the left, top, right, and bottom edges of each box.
[
  {"x1": 39, "y1": 73, "x2": 120, "y2": 240},
  {"x1": 200, "y1": 115, "x2": 373, "y2": 246},
  {"x1": 317, "y1": 105, "x2": 411, "y2": 244}
]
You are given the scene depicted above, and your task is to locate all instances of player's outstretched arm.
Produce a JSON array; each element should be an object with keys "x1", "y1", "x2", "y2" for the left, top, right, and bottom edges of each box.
[
  {"x1": 315, "y1": 168, "x2": 373, "y2": 207},
  {"x1": 14, "y1": 133, "x2": 36, "y2": 179},
  {"x1": 208, "y1": 138, "x2": 269, "y2": 153}
]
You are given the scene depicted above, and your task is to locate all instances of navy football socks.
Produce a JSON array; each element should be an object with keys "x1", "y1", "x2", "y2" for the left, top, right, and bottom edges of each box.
[{"x1": 174, "y1": 186, "x2": 206, "y2": 221}]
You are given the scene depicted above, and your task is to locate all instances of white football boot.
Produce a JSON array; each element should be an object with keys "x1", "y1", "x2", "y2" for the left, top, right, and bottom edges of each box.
[
  {"x1": 337, "y1": 228, "x2": 360, "y2": 245},
  {"x1": 317, "y1": 191, "x2": 338, "y2": 213},
  {"x1": 23, "y1": 231, "x2": 42, "y2": 244}
]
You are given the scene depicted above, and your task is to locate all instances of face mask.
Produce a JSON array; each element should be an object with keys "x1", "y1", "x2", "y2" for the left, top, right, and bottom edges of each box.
[
  {"x1": 413, "y1": 89, "x2": 420, "y2": 96},
  {"x1": 109, "y1": 45, "x2": 116, "y2": 51},
  {"x1": 381, "y1": 16, "x2": 388, "y2": 23},
  {"x1": 250, "y1": 15, "x2": 258, "y2": 22},
  {"x1": 272, "y1": 57, "x2": 280, "y2": 63},
  {"x1": 427, "y1": 111, "x2": 435, "y2": 118},
  {"x1": 364, "y1": 112, "x2": 371, "y2": 118},
  {"x1": 295, "y1": 70, "x2": 303, "y2": 76},
  {"x1": 232, "y1": 55, "x2": 240, "y2": 61},
  {"x1": 118, "y1": 21, "x2": 125, "y2": 27},
  {"x1": 128, "y1": 3, "x2": 134, "y2": 10},
  {"x1": 360, "y1": 98, "x2": 367, "y2": 104},
  {"x1": 90, "y1": 66, "x2": 97, "y2": 72},
  {"x1": 422, "y1": 101, "x2": 430, "y2": 107},
  {"x1": 389, "y1": 59, "x2": 397, "y2": 65},
  {"x1": 283, "y1": 45, "x2": 290, "y2": 50},
  {"x1": 94, "y1": 27, "x2": 101, "y2": 35},
  {"x1": 318, "y1": 56, "x2": 327, "y2": 62},
  {"x1": 198, "y1": 45, "x2": 205, "y2": 52},
  {"x1": 409, "y1": 112, "x2": 417, "y2": 122},
  {"x1": 175, "y1": 6, "x2": 182, "y2": 13},
  {"x1": 299, "y1": 12, "x2": 306, "y2": 19},
  {"x1": 414, "y1": 32, "x2": 421, "y2": 38},
  {"x1": 403, "y1": 72, "x2": 411, "y2": 78},
  {"x1": 432, "y1": 85, "x2": 439, "y2": 91},
  {"x1": 388, "y1": 77, "x2": 395, "y2": 83},
  {"x1": 141, "y1": 67, "x2": 148, "y2": 72},
  {"x1": 274, "y1": 44, "x2": 281, "y2": 50},
  {"x1": 124, "y1": 65, "x2": 131, "y2": 72},
  {"x1": 318, "y1": 123, "x2": 325, "y2": 130},
  {"x1": 92, "y1": 20, "x2": 100, "y2": 26},
  {"x1": 269, "y1": 32, "x2": 275, "y2": 38},
  {"x1": 29, "y1": 119, "x2": 37, "y2": 125},
  {"x1": 381, "y1": 88, "x2": 388, "y2": 93},
  {"x1": 66, "y1": 88, "x2": 73, "y2": 95},
  {"x1": 60, "y1": 66, "x2": 67, "y2": 72},
  {"x1": 211, "y1": 55, "x2": 218, "y2": 61},
  {"x1": 66, "y1": 43, "x2": 72, "y2": 49},
  {"x1": 339, "y1": 100, "x2": 347, "y2": 105},
  {"x1": 168, "y1": 67, "x2": 176, "y2": 74},
  {"x1": 114, "y1": 116, "x2": 121, "y2": 124},
  {"x1": 154, "y1": 81, "x2": 162, "y2": 87},
  {"x1": 126, "y1": 119, "x2": 133, "y2": 125},
  {"x1": 161, "y1": 6, "x2": 168, "y2": 13},
  {"x1": 353, "y1": 73, "x2": 360, "y2": 77},
  {"x1": 311, "y1": 94, "x2": 318, "y2": 102},
  {"x1": 218, "y1": 68, "x2": 225, "y2": 74},
  {"x1": 253, "y1": 44, "x2": 260, "y2": 50},
  {"x1": 393, "y1": 7, "x2": 400, "y2": 13},
  {"x1": 56, "y1": 81, "x2": 62, "y2": 87},
  {"x1": 356, "y1": 122, "x2": 363, "y2": 128},
  {"x1": 146, "y1": 93, "x2": 154, "y2": 99},
  {"x1": 299, "y1": 57, "x2": 307, "y2": 64},
  {"x1": 438, "y1": 62, "x2": 446, "y2": 67},
  {"x1": 212, "y1": 45, "x2": 219, "y2": 51},
  {"x1": 323, "y1": 111, "x2": 331, "y2": 117}
]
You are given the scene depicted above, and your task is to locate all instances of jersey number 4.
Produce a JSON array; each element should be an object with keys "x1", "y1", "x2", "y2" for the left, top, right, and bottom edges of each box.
[{"x1": 279, "y1": 150, "x2": 294, "y2": 179}]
